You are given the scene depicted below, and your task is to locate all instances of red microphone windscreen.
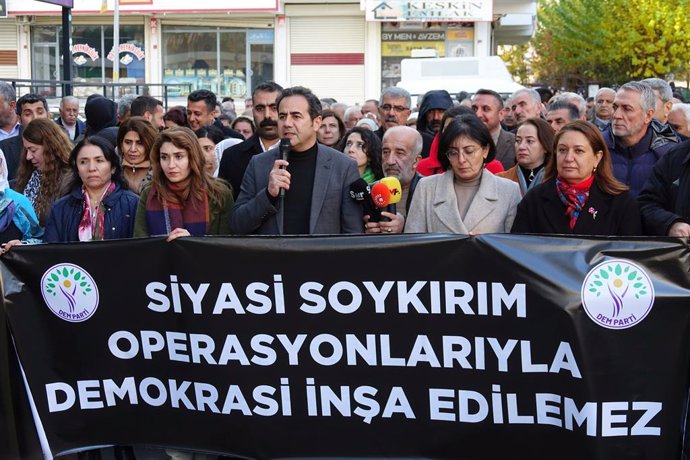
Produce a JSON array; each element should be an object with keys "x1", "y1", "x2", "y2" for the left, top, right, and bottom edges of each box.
[
  {"x1": 380, "y1": 176, "x2": 402, "y2": 205},
  {"x1": 370, "y1": 181, "x2": 391, "y2": 208}
]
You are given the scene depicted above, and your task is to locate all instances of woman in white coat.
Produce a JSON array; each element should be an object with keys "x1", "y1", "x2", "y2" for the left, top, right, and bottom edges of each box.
[{"x1": 405, "y1": 114, "x2": 521, "y2": 234}]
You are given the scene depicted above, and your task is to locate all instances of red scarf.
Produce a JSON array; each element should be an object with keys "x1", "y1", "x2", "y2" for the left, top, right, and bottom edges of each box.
[{"x1": 556, "y1": 175, "x2": 595, "y2": 230}]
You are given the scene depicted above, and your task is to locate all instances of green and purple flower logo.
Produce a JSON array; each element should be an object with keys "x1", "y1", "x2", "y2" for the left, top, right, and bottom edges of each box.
[
  {"x1": 41, "y1": 263, "x2": 99, "y2": 322},
  {"x1": 581, "y1": 259, "x2": 654, "y2": 330}
]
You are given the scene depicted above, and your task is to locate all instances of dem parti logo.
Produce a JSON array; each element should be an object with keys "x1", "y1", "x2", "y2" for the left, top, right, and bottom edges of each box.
[
  {"x1": 41, "y1": 264, "x2": 99, "y2": 323},
  {"x1": 581, "y1": 259, "x2": 654, "y2": 330}
]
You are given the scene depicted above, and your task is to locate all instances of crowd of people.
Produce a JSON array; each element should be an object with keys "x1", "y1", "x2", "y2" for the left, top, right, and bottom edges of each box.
[{"x1": 0, "y1": 75, "x2": 688, "y2": 253}]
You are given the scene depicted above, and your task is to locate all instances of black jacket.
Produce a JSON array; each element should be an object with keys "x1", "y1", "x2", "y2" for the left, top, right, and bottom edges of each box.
[
  {"x1": 511, "y1": 178, "x2": 642, "y2": 236},
  {"x1": 213, "y1": 119, "x2": 244, "y2": 140},
  {"x1": 0, "y1": 133, "x2": 22, "y2": 181},
  {"x1": 218, "y1": 133, "x2": 264, "y2": 199},
  {"x1": 44, "y1": 183, "x2": 139, "y2": 242},
  {"x1": 637, "y1": 139, "x2": 690, "y2": 235}
]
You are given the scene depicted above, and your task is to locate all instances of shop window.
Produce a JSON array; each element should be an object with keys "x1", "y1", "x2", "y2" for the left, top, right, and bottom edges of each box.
[
  {"x1": 162, "y1": 27, "x2": 273, "y2": 99},
  {"x1": 31, "y1": 24, "x2": 145, "y2": 96}
]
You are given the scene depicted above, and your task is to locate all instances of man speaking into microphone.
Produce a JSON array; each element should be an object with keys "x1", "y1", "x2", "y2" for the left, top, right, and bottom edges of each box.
[{"x1": 230, "y1": 86, "x2": 363, "y2": 235}]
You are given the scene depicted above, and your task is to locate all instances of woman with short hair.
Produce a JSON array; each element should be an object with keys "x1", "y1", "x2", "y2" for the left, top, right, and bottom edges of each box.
[
  {"x1": 317, "y1": 110, "x2": 345, "y2": 148},
  {"x1": 405, "y1": 114, "x2": 521, "y2": 234}
]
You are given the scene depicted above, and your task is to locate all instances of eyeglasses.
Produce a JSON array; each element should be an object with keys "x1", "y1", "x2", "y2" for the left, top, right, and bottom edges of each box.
[
  {"x1": 381, "y1": 104, "x2": 410, "y2": 113},
  {"x1": 446, "y1": 147, "x2": 482, "y2": 160}
]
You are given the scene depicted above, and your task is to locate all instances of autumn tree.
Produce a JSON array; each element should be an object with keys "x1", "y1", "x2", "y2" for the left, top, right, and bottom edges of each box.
[{"x1": 528, "y1": 0, "x2": 690, "y2": 88}]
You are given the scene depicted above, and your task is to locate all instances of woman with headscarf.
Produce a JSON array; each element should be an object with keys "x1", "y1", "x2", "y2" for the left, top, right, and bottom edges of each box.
[
  {"x1": 134, "y1": 127, "x2": 234, "y2": 240},
  {"x1": 13, "y1": 118, "x2": 72, "y2": 226},
  {"x1": 44, "y1": 136, "x2": 138, "y2": 242},
  {"x1": 405, "y1": 114, "x2": 521, "y2": 234},
  {"x1": 118, "y1": 116, "x2": 158, "y2": 194},
  {"x1": 511, "y1": 120, "x2": 642, "y2": 235},
  {"x1": 0, "y1": 150, "x2": 42, "y2": 245}
]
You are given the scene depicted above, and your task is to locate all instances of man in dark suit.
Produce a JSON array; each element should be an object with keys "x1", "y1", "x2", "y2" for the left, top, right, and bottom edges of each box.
[
  {"x1": 55, "y1": 96, "x2": 85, "y2": 142},
  {"x1": 472, "y1": 89, "x2": 515, "y2": 170},
  {"x1": 218, "y1": 81, "x2": 283, "y2": 198},
  {"x1": 231, "y1": 86, "x2": 362, "y2": 235}
]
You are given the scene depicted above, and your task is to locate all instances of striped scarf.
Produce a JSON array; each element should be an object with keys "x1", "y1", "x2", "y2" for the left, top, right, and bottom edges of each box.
[{"x1": 145, "y1": 180, "x2": 209, "y2": 236}]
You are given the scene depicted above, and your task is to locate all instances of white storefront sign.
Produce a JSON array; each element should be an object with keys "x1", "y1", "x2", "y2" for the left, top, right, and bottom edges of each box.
[{"x1": 363, "y1": 0, "x2": 492, "y2": 22}]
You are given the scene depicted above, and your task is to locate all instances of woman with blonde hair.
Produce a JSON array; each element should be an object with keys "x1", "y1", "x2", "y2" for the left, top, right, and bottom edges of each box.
[
  {"x1": 134, "y1": 127, "x2": 234, "y2": 240},
  {"x1": 117, "y1": 116, "x2": 158, "y2": 194},
  {"x1": 13, "y1": 118, "x2": 72, "y2": 225}
]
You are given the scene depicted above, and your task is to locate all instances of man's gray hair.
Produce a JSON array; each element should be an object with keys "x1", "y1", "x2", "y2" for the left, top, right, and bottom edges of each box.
[
  {"x1": 60, "y1": 95, "x2": 78, "y2": 108},
  {"x1": 671, "y1": 103, "x2": 690, "y2": 130},
  {"x1": 555, "y1": 92, "x2": 586, "y2": 118},
  {"x1": 511, "y1": 88, "x2": 541, "y2": 107},
  {"x1": 642, "y1": 78, "x2": 673, "y2": 103},
  {"x1": 380, "y1": 87, "x2": 411, "y2": 109},
  {"x1": 619, "y1": 81, "x2": 656, "y2": 113},
  {"x1": 344, "y1": 104, "x2": 361, "y2": 121},
  {"x1": 117, "y1": 93, "x2": 139, "y2": 119},
  {"x1": 0, "y1": 82, "x2": 15, "y2": 104},
  {"x1": 383, "y1": 125, "x2": 423, "y2": 157},
  {"x1": 595, "y1": 87, "x2": 616, "y2": 99}
]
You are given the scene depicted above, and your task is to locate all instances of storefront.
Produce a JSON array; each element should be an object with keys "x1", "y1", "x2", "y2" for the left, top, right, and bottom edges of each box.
[
  {"x1": 4, "y1": 0, "x2": 279, "y2": 101},
  {"x1": 161, "y1": 27, "x2": 273, "y2": 99},
  {"x1": 0, "y1": 0, "x2": 534, "y2": 105},
  {"x1": 31, "y1": 21, "x2": 145, "y2": 96},
  {"x1": 380, "y1": 22, "x2": 475, "y2": 90}
]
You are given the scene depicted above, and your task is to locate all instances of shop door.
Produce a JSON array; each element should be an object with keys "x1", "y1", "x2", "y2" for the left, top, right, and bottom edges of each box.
[{"x1": 32, "y1": 43, "x2": 61, "y2": 97}]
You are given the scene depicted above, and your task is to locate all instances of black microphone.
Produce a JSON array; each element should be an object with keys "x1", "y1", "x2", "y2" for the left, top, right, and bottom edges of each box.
[
  {"x1": 349, "y1": 178, "x2": 381, "y2": 222},
  {"x1": 279, "y1": 138, "x2": 291, "y2": 198}
]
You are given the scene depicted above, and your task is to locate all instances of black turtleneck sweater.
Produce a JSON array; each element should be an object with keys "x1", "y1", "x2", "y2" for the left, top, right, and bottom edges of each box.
[{"x1": 283, "y1": 142, "x2": 318, "y2": 234}]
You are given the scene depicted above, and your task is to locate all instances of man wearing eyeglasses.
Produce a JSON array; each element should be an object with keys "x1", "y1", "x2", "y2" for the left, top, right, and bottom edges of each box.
[{"x1": 375, "y1": 87, "x2": 412, "y2": 141}]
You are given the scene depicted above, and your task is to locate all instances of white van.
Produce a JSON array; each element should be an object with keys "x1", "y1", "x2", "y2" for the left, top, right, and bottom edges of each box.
[{"x1": 396, "y1": 56, "x2": 524, "y2": 102}]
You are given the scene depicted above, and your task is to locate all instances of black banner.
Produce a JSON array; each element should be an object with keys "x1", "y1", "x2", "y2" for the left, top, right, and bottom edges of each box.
[{"x1": 2, "y1": 234, "x2": 690, "y2": 459}]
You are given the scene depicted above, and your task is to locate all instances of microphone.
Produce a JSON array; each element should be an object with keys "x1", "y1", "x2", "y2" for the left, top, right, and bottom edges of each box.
[
  {"x1": 380, "y1": 176, "x2": 402, "y2": 215},
  {"x1": 349, "y1": 178, "x2": 381, "y2": 222},
  {"x1": 279, "y1": 138, "x2": 291, "y2": 198},
  {"x1": 370, "y1": 181, "x2": 391, "y2": 208}
]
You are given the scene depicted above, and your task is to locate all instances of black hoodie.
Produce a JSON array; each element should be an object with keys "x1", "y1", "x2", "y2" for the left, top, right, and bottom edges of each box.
[{"x1": 415, "y1": 90, "x2": 453, "y2": 158}]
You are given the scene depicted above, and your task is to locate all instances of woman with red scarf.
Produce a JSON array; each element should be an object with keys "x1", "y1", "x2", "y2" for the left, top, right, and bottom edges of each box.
[
  {"x1": 511, "y1": 120, "x2": 642, "y2": 235},
  {"x1": 134, "y1": 127, "x2": 233, "y2": 241}
]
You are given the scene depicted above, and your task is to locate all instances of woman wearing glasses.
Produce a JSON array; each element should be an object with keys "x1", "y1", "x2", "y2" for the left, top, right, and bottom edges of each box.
[{"x1": 405, "y1": 114, "x2": 521, "y2": 234}]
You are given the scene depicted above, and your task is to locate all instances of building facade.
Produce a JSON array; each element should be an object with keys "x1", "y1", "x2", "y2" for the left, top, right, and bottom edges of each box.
[{"x1": 0, "y1": 0, "x2": 535, "y2": 104}]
